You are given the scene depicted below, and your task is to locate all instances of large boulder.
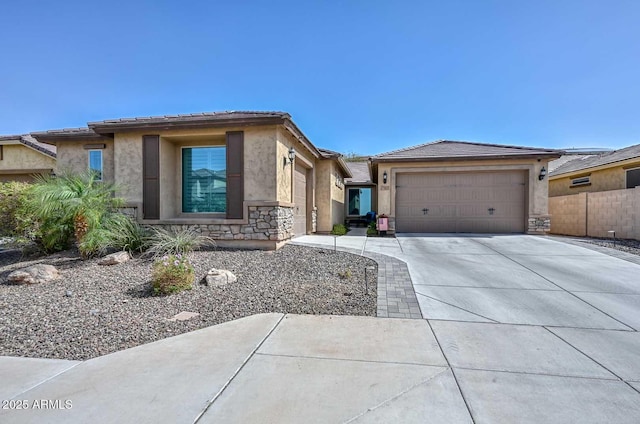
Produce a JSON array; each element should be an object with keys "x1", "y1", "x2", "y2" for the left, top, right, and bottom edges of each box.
[
  {"x1": 7, "y1": 264, "x2": 60, "y2": 285},
  {"x1": 205, "y1": 269, "x2": 237, "y2": 287},
  {"x1": 98, "y1": 251, "x2": 131, "y2": 266}
]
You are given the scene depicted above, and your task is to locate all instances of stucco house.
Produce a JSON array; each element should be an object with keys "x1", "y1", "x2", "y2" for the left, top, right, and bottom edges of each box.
[
  {"x1": 32, "y1": 111, "x2": 351, "y2": 249},
  {"x1": 0, "y1": 134, "x2": 56, "y2": 182},
  {"x1": 549, "y1": 144, "x2": 640, "y2": 196},
  {"x1": 368, "y1": 140, "x2": 560, "y2": 234}
]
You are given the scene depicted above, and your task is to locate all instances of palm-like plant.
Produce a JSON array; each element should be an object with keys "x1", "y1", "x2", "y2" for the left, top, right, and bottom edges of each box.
[{"x1": 27, "y1": 170, "x2": 124, "y2": 254}]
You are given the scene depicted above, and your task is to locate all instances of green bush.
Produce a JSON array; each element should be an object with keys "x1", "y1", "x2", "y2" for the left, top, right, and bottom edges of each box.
[
  {"x1": 366, "y1": 221, "x2": 377, "y2": 236},
  {"x1": 152, "y1": 254, "x2": 195, "y2": 295},
  {"x1": 0, "y1": 182, "x2": 33, "y2": 237},
  {"x1": 331, "y1": 224, "x2": 348, "y2": 236},
  {"x1": 145, "y1": 227, "x2": 214, "y2": 258}
]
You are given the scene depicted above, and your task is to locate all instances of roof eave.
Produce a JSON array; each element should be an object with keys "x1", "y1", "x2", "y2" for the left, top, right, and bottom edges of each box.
[
  {"x1": 89, "y1": 116, "x2": 286, "y2": 135},
  {"x1": 31, "y1": 132, "x2": 112, "y2": 144},
  {"x1": 372, "y1": 153, "x2": 562, "y2": 163}
]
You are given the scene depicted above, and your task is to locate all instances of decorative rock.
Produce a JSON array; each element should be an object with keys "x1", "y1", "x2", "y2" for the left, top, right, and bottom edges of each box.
[
  {"x1": 205, "y1": 269, "x2": 237, "y2": 287},
  {"x1": 98, "y1": 251, "x2": 130, "y2": 266},
  {"x1": 7, "y1": 264, "x2": 60, "y2": 285},
  {"x1": 167, "y1": 311, "x2": 200, "y2": 322}
]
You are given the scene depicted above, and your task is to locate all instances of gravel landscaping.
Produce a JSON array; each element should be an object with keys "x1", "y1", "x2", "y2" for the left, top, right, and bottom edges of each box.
[
  {"x1": 561, "y1": 236, "x2": 640, "y2": 257},
  {"x1": 0, "y1": 245, "x2": 377, "y2": 361}
]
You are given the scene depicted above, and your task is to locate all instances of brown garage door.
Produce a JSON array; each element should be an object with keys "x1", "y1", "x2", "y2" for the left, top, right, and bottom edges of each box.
[
  {"x1": 293, "y1": 163, "x2": 307, "y2": 236},
  {"x1": 396, "y1": 171, "x2": 526, "y2": 233}
]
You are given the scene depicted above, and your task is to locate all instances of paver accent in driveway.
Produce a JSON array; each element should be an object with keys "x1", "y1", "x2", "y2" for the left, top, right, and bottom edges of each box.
[{"x1": 292, "y1": 238, "x2": 423, "y2": 319}]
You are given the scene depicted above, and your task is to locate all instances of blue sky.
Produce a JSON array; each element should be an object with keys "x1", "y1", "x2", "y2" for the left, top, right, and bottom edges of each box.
[{"x1": 1, "y1": 0, "x2": 638, "y2": 154}]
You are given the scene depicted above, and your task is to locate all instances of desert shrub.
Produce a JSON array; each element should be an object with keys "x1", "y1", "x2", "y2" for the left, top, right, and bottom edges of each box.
[
  {"x1": 331, "y1": 224, "x2": 348, "y2": 236},
  {"x1": 152, "y1": 254, "x2": 195, "y2": 295},
  {"x1": 0, "y1": 182, "x2": 33, "y2": 237},
  {"x1": 145, "y1": 227, "x2": 214, "y2": 258}
]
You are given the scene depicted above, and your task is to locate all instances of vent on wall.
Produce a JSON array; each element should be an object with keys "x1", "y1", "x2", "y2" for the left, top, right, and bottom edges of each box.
[{"x1": 570, "y1": 176, "x2": 591, "y2": 187}]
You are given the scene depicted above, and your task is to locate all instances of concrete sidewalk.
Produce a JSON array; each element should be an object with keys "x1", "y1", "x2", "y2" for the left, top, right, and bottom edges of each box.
[{"x1": 1, "y1": 314, "x2": 471, "y2": 423}]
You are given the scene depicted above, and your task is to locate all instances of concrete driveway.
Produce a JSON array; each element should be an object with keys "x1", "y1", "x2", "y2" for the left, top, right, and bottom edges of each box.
[
  {"x1": 396, "y1": 234, "x2": 640, "y2": 423},
  {"x1": 294, "y1": 233, "x2": 640, "y2": 422}
]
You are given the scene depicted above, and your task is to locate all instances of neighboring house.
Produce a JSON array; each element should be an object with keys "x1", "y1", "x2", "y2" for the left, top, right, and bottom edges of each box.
[
  {"x1": 344, "y1": 160, "x2": 376, "y2": 225},
  {"x1": 32, "y1": 111, "x2": 351, "y2": 249},
  {"x1": 549, "y1": 144, "x2": 640, "y2": 196},
  {"x1": 0, "y1": 134, "x2": 56, "y2": 182},
  {"x1": 369, "y1": 140, "x2": 560, "y2": 234},
  {"x1": 548, "y1": 144, "x2": 640, "y2": 240}
]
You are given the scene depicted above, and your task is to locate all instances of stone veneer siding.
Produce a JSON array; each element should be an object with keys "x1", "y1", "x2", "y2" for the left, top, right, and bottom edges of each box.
[
  {"x1": 311, "y1": 208, "x2": 318, "y2": 233},
  {"x1": 527, "y1": 215, "x2": 551, "y2": 234},
  {"x1": 158, "y1": 206, "x2": 294, "y2": 242}
]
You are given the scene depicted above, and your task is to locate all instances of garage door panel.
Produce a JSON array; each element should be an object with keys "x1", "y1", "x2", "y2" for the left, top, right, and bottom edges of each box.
[{"x1": 396, "y1": 171, "x2": 525, "y2": 233}]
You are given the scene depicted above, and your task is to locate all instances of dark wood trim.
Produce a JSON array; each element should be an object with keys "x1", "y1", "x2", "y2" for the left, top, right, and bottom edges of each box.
[
  {"x1": 142, "y1": 135, "x2": 160, "y2": 220},
  {"x1": 226, "y1": 131, "x2": 244, "y2": 219},
  {"x1": 0, "y1": 145, "x2": 3, "y2": 160}
]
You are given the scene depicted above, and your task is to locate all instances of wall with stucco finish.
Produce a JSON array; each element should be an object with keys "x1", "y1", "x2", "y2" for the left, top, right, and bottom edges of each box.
[
  {"x1": 244, "y1": 127, "x2": 278, "y2": 202},
  {"x1": 0, "y1": 144, "x2": 56, "y2": 173},
  {"x1": 375, "y1": 158, "x2": 551, "y2": 233},
  {"x1": 549, "y1": 160, "x2": 640, "y2": 197},
  {"x1": 56, "y1": 139, "x2": 114, "y2": 182},
  {"x1": 315, "y1": 160, "x2": 332, "y2": 232},
  {"x1": 276, "y1": 126, "x2": 316, "y2": 205},
  {"x1": 113, "y1": 133, "x2": 143, "y2": 204},
  {"x1": 314, "y1": 160, "x2": 346, "y2": 232}
]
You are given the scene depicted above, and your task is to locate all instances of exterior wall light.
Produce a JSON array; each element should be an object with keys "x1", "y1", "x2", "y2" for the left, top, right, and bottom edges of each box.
[
  {"x1": 288, "y1": 147, "x2": 296, "y2": 164},
  {"x1": 284, "y1": 147, "x2": 296, "y2": 166},
  {"x1": 538, "y1": 167, "x2": 547, "y2": 181},
  {"x1": 383, "y1": 171, "x2": 388, "y2": 184}
]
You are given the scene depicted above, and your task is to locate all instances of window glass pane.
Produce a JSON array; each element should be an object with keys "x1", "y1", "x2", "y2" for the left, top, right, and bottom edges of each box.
[
  {"x1": 627, "y1": 169, "x2": 640, "y2": 189},
  {"x1": 89, "y1": 150, "x2": 102, "y2": 180},
  {"x1": 182, "y1": 147, "x2": 226, "y2": 213},
  {"x1": 348, "y1": 188, "x2": 371, "y2": 215}
]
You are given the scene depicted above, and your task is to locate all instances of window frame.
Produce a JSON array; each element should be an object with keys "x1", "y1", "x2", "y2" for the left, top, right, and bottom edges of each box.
[
  {"x1": 88, "y1": 149, "x2": 103, "y2": 181},
  {"x1": 180, "y1": 145, "x2": 227, "y2": 215},
  {"x1": 625, "y1": 167, "x2": 640, "y2": 189}
]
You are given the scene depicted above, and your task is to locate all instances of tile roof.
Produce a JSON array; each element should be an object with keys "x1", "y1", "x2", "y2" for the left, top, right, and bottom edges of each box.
[
  {"x1": 345, "y1": 161, "x2": 372, "y2": 184},
  {"x1": 20, "y1": 135, "x2": 57, "y2": 157},
  {"x1": 373, "y1": 140, "x2": 560, "y2": 161},
  {"x1": 548, "y1": 154, "x2": 595, "y2": 173},
  {"x1": 0, "y1": 134, "x2": 57, "y2": 157},
  {"x1": 550, "y1": 143, "x2": 640, "y2": 176},
  {"x1": 318, "y1": 148, "x2": 341, "y2": 158},
  {"x1": 88, "y1": 111, "x2": 290, "y2": 127}
]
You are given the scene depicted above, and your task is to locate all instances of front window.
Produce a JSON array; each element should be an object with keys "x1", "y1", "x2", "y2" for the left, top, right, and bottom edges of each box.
[
  {"x1": 348, "y1": 187, "x2": 372, "y2": 216},
  {"x1": 182, "y1": 147, "x2": 226, "y2": 213},
  {"x1": 88, "y1": 150, "x2": 103, "y2": 181}
]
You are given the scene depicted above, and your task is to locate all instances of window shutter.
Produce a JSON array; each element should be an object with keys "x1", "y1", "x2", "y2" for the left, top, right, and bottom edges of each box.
[
  {"x1": 226, "y1": 131, "x2": 244, "y2": 219},
  {"x1": 142, "y1": 135, "x2": 160, "y2": 220}
]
